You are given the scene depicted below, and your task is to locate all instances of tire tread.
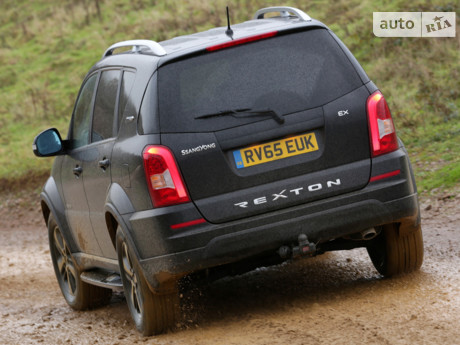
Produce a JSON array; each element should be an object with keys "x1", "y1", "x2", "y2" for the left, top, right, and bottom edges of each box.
[{"x1": 367, "y1": 222, "x2": 423, "y2": 276}]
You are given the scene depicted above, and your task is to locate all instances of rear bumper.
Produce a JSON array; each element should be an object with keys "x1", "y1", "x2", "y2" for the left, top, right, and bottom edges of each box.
[{"x1": 127, "y1": 148, "x2": 420, "y2": 287}]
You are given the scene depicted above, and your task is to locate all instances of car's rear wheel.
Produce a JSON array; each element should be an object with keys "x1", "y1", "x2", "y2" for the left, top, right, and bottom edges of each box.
[
  {"x1": 116, "y1": 229, "x2": 179, "y2": 336},
  {"x1": 48, "y1": 215, "x2": 112, "y2": 309},
  {"x1": 367, "y1": 222, "x2": 424, "y2": 276}
]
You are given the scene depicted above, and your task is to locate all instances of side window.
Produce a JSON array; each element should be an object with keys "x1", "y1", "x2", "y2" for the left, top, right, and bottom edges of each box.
[
  {"x1": 92, "y1": 70, "x2": 120, "y2": 143},
  {"x1": 117, "y1": 70, "x2": 136, "y2": 132},
  {"x1": 70, "y1": 74, "x2": 97, "y2": 148}
]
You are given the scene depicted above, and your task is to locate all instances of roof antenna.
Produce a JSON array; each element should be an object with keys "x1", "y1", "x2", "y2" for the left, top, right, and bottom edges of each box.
[{"x1": 225, "y1": 6, "x2": 234, "y2": 39}]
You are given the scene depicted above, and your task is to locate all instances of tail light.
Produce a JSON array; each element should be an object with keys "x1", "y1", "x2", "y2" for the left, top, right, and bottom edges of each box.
[
  {"x1": 143, "y1": 146, "x2": 190, "y2": 208},
  {"x1": 366, "y1": 91, "x2": 398, "y2": 157}
]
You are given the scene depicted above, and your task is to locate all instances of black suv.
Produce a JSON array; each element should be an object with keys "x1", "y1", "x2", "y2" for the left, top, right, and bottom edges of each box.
[{"x1": 33, "y1": 6, "x2": 423, "y2": 336}]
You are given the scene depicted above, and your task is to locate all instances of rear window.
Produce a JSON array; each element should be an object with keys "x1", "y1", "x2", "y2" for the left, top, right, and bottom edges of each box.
[{"x1": 158, "y1": 29, "x2": 362, "y2": 133}]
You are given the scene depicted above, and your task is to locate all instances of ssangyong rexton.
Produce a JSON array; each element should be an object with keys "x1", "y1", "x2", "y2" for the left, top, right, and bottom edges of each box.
[{"x1": 33, "y1": 6, "x2": 423, "y2": 336}]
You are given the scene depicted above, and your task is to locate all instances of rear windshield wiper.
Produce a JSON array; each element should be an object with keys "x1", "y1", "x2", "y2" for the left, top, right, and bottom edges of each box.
[{"x1": 194, "y1": 108, "x2": 285, "y2": 124}]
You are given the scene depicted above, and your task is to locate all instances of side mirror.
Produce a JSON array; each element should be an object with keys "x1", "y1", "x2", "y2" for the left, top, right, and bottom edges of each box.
[{"x1": 33, "y1": 128, "x2": 64, "y2": 157}]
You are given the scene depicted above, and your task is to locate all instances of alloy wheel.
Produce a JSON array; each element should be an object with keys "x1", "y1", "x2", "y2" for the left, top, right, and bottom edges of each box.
[{"x1": 52, "y1": 227, "x2": 78, "y2": 298}]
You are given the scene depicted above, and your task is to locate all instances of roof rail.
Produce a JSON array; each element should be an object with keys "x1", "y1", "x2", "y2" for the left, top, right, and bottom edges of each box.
[
  {"x1": 254, "y1": 7, "x2": 312, "y2": 22},
  {"x1": 102, "y1": 40, "x2": 167, "y2": 58}
]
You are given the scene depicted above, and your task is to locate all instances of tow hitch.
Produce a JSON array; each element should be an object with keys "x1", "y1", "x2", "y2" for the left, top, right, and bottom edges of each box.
[{"x1": 278, "y1": 234, "x2": 317, "y2": 259}]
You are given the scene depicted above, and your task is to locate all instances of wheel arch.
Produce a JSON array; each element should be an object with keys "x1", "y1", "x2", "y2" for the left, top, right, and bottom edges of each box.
[
  {"x1": 105, "y1": 211, "x2": 118, "y2": 250},
  {"x1": 105, "y1": 183, "x2": 167, "y2": 292},
  {"x1": 104, "y1": 183, "x2": 135, "y2": 251},
  {"x1": 41, "y1": 176, "x2": 79, "y2": 253}
]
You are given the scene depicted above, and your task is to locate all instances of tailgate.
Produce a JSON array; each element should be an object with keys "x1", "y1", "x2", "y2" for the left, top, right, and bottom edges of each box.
[
  {"x1": 158, "y1": 29, "x2": 371, "y2": 223},
  {"x1": 162, "y1": 86, "x2": 371, "y2": 223}
]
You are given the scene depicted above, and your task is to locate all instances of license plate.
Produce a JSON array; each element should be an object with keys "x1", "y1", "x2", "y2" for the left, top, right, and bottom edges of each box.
[{"x1": 233, "y1": 132, "x2": 319, "y2": 169}]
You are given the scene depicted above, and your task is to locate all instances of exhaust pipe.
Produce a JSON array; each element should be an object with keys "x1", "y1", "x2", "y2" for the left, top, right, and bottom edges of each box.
[
  {"x1": 345, "y1": 228, "x2": 378, "y2": 241},
  {"x1": 360, "y1": 228, "x2": 378, "y2": 240}
]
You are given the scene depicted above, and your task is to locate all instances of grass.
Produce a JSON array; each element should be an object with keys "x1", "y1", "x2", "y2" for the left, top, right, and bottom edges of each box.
[{"x1": 0, "y1": 0, "x2": 458, "y2": 194}]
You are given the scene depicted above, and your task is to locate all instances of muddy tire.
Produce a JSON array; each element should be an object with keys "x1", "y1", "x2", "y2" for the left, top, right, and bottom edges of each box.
[
  {"x1": 116, "y1": 229, "x2": 179, "y2": 336},
  {"x1": 48, "y1": 215, "x2": 112, "y2": 310},
  {"x1": 367, "y1": 222, "x2": 424, "y2": 276}
]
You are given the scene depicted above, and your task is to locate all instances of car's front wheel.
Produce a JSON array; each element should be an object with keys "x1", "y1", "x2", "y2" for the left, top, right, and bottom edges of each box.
[
  {"x1": 367, "y1": 222, "x2": 424, "y2": 276},
  {"x1": 48, "y1": 215, "x2": 112, "y2": 309},
  {"x1": 116, "y1": 228, "x2": 179, "y2": 336}
]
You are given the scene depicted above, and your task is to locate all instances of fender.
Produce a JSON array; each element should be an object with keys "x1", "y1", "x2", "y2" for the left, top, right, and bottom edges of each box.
[
  {"x1": 104, "y1": 183, "x2": 162, "y2": 291},
  {"x1": 41, "y1": 176, "x2": 79, "y2": 253},
  {"x1": 105, "y1": 183, "x2": 135, "y2": 215},
  {"x1": 104, "y1": 183, "x2": 136, "y2": 254}
]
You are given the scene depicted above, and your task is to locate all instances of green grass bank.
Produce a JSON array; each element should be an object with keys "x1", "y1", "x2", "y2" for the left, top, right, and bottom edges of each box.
[{"x1": 0, "y1": 0, "x2": 458, "y2": 194}]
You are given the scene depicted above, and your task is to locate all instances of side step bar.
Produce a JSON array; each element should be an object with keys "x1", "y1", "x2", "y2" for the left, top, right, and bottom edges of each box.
[{"x1": 80, "y1": 270, "x2": 124, "y2": 292}]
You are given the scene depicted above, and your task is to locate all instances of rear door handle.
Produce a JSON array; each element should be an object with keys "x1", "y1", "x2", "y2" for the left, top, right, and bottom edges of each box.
[
  {"x1": 98, "y1": 158, "x2": 110, "y2": 170},
  {"x1": 73, "y1": 166, "x2": 83, "y2": 177}
]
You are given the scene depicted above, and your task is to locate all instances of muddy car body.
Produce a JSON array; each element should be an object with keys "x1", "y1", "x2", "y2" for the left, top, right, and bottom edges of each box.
[{"x1": 33, "y1": 6, "x2": 423, "y2": 335}]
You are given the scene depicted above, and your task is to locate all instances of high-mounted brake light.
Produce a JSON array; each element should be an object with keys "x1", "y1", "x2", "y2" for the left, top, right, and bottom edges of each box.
[
  {"x1": 143, "y1": 146, "x2": 190, "y2": 208},
  {"x1": 206, "y1": 31, "x2": 278, "y2": 52},
  {"x1": 367, "y1": 91, "x2": 398, "y2": 157}
]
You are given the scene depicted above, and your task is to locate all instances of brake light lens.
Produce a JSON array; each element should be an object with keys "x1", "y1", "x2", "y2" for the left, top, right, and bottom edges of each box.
[
  {"x1": 367, "y1": 91, "x2": 398, "y2": 157},
  {"x1": 143, "y1": 146, "x2": 190, "y2": 208},
  {"x1": 206, "y1": 31, "x2": 278, "y2": 52}
]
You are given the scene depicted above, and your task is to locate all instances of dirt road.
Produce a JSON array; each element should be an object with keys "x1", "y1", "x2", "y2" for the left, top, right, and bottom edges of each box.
[{"x1": 1, "y1": 190, "x2": 459, "y2": 345}]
